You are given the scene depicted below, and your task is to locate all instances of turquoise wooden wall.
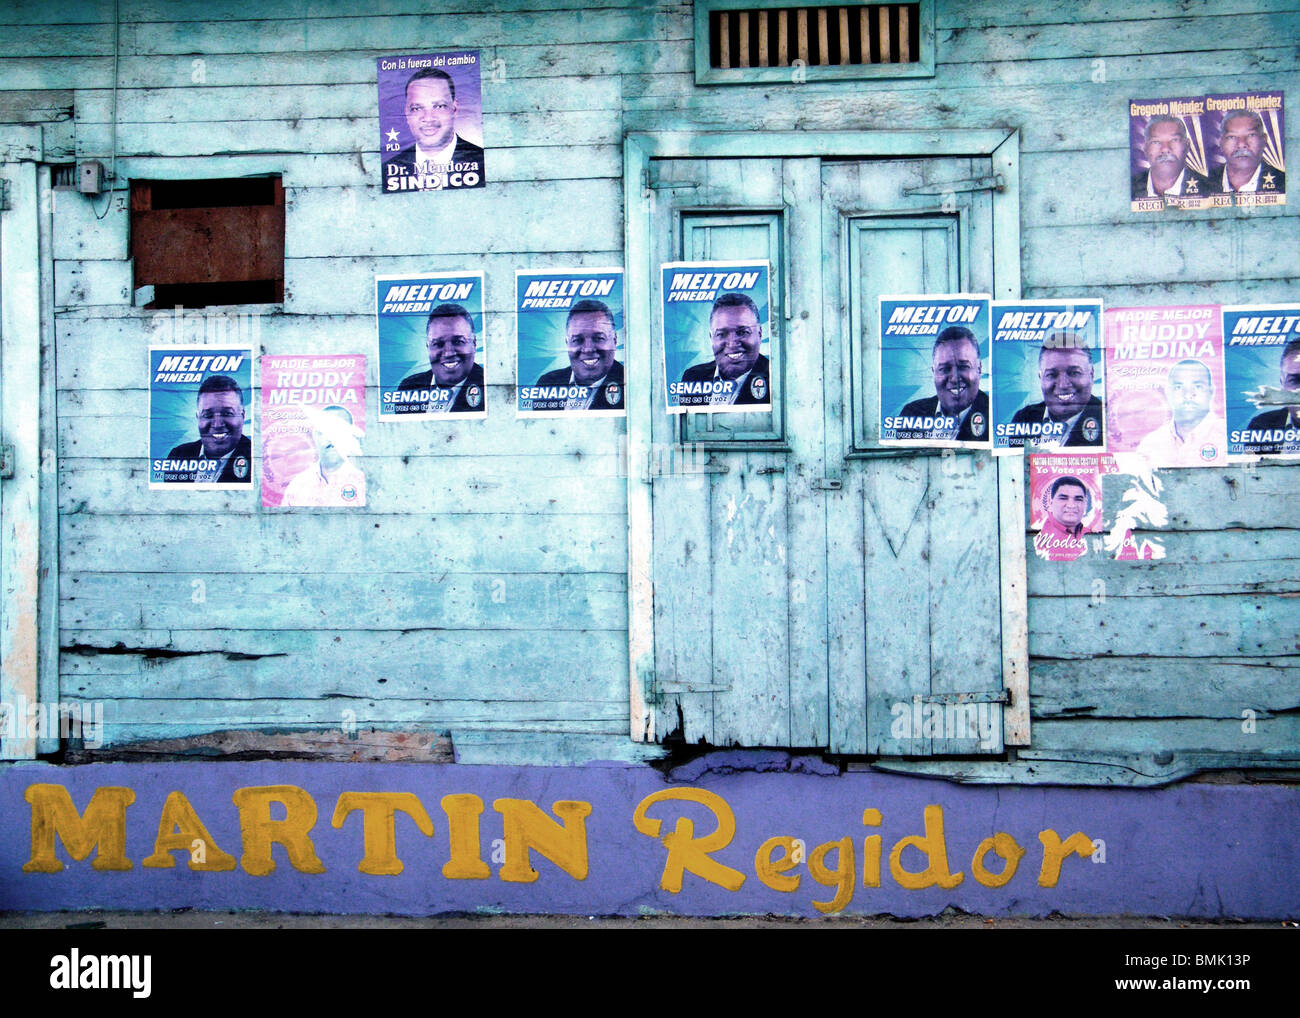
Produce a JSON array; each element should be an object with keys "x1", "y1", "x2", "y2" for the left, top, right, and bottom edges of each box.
[{"x1": 2, "y1": 0, "x2": 1296, "y2": 775}]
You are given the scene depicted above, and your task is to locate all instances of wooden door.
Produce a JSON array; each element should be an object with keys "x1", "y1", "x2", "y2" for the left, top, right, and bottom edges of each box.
[{"x1": 638, "y1": 147, "x2": 1025, "y2": 755}]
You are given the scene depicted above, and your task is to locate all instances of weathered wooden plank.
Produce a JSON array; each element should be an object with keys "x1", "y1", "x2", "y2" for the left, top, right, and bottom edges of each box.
[
  {"x1": 3, "y1": 0, "x2": 675, "y2": 24},
  {"x1": 74, "y1": 109, "x2": 619, "y2": 162},
  {"x1": 61, "y1": 570, "x2": 626, "y2": 631},
  {"x1": 1, "y1": 42, "x2": 692, "y2": 91},
  {"x1": 1028, "y1": 593, "x2": 1300, "y2": 658},
  {"x1": 1028, "y1": 715, "x2": 1300, "y2": 755},
  {"x1": 98, "y1": 145, "x2": 621, "y2": 193},
  {"x1": 939, "y1": 11, "x2": 1300, "y2": 65},
  {"x1": 59, "y1": 406, "x2": 625, "y2": 459},
  {"x1": 446, "y1": 730, "x2": 666, "y2": 766},
  {"x1": 62, "y1": 629, "x2": 627, "y2": 701},
  {"x1": 60, "y1": 455, "x2": 627, "y2": 515},
  {"x1": 1024, "y1": 219, "x2": 1300, "y2": 289},
  {"x1": 873, "y1": 751, "x2": 1297, "y2": 786},
  {"x1": 54, "y1": 257, "x2": 132, "y2": 309},
  {"x1": 0, "y1": 88, "x2": 72, "y2": 123},
  {"x1": 73, "y1": 76, "x2": 623, "y2": 124},
  {"x1": 124, "y1": 8, "x2": 686, "y2": 56},
  {"x1": 61, "y1": 512, "x2": 624, "y2": 573},
  {"x1": 64, "y1": 729, "x2": 456, "y2": 764},
  {"x1": 937, "y1": 0, "x2": 1300, "y2": 30},
  {"x1": 1030, "y1": 656, "x2": 1300, "y2": 717},
  {"x1": 1028, "y1": 529, "x2": 1300, "y2": 597}
]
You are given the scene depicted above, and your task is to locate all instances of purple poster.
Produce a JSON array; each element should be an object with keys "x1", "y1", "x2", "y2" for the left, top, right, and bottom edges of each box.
[
  {"x1": 378, "y1": 51, "x2": 485, "y2": 194},
  {"x1": 260, "y1": 355, "x2": 367, "y2": 508},
  {"x1": 1130, "y1": 92, "x2": 1285, "y2": 212}
]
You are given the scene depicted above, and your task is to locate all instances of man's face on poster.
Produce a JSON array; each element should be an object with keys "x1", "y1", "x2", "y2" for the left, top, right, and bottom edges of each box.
[
  {"x1": 196, "y1": 390, "x2": 244, "y2": 459},
  {"x1": 426, "y1": 315, "x2": 476, "y2": 386},
  {"x1": 1039, "y1": 347, "x2": 1094, "y2": 421},
  {"x1": 932, "y1": 338, "x2": 981, "y2": 417},
  {"x1": 1145, "y1": 120, "x2": 1188, "y2": 174},
  {"x1": 709, "y1": 304, "x2": 762, "y2": 381},
  {"x1": 1280, "y1": 349, "x2": 1300, "y2": 424},
  {"x1": 566, "y1": 310, "x2": 617, "y2": 386},
  {"x1": 311, "y1": 410, "x2": 355, "y2": 471},
  {"x1": 1048, "y1": 483, "x2": 1088, "y2": 530},
  {"x1": 1167, "y1": 361, "x2": 1213, "y2": 432},
  {"x1": 1221, "y1": 114, "x2": 1264, "y2": 177},
  {"x1": 405, "y1": 77, "x2": 457, "y2": 152}
]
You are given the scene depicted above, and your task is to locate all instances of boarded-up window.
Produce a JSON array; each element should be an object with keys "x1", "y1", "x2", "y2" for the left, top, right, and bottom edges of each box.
[
  {"x1": 129, "y1": 177, "x2": 285, "y2": 308},
  {"x1": 695, "y1": 0, "x2": 934, "y2": 83}
]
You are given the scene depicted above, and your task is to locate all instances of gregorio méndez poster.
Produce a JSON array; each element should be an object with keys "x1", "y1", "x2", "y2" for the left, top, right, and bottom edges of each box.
[
  {"x1": 376, "y1": 272, "x2": 486, "y2": 420},
  {"x1": 879, "y1": 294, "x2": 991, "y2": 449},
  {"x1": 1104, "y1": 305, "x2": 1227, "y2": 467},
  {"x1": 990, "y1": 300, "x2": 1105, "y2": 455},
  {"x1": 261, "y1": 354, "x2": 367, "y2": 508},
  {"x1": 378, "y1": 51, "x2": 485, "y2": 193},
  {"x1": 1223, "y1": 304, "x2": 1300, "y2": 459},
  {"x1": 660, "y1": 261, "x2": 772, "y2": 414},
  {"x1": 1129, "y1": 91, "x2": 1285, "y2": 212},
  {"x1": 149, "y1": 346, "x2": 254, "y2": 490},
  {"x1": 515, "y1": 268, "x2": 626, "y2": 417}
]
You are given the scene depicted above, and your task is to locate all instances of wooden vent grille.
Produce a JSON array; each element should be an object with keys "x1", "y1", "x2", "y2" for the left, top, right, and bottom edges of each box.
[{"x1": 709, "y1": 4, "x2": 920, "y2": 68}]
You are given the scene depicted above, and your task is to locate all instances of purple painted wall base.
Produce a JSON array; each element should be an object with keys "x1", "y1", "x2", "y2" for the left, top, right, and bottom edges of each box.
[{"x1": 2, "y1": 754, "x2": 1296, "y2": 918}]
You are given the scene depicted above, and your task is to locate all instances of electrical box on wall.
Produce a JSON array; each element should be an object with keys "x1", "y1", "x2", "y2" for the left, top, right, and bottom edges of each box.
[{"x1": 77, "y1": 160, "x2": 104, "y2": 195}]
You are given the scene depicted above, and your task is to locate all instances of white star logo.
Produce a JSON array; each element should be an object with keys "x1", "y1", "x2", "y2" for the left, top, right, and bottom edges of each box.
[{"x1": 385, "y1": 128, "x2": 400, "y2": 143}]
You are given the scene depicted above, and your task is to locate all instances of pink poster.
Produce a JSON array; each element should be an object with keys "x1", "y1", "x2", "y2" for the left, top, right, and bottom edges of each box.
[
  {"x1": 1103, "y1": 306, "x2": 1228, "y2": 467},
  {"x1": 1029, "y1": 454, "x2": 1113, "y2": 561},
  {"x1": 260, "y1": 355, "x2": 367, "y2": 508}
]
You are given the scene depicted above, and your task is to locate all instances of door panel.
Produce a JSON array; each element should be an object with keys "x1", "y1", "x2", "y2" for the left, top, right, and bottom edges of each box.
[
  {"x1": 823, "y1": 158, "x2": 1005, "y2": 756},
  {"x1": 647, "y1": 153, "x2": 1007, "y2": 754},
  {"x1": 648, "y1": 157, "x2": 827, "y2": 748}
]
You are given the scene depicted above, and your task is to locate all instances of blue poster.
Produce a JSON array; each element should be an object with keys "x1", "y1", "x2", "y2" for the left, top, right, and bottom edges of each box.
[
  {"x1": 149, "y1": 346, "x2": 255, "y2": 489},
  {"x1": 515, "y1": 268, "x2": 626, "y2": 417},
  {"x1": 879, "y1": 294, "x2": 991, "y2": 448},
  {"x1": 990, "y1": 300, "x2": 1105, "y2": 455},
  {"x1": 1223, "y1": 304, "x2": 1300, "y2": 458},
  {"x1": 376, "y1": 272, "x2": 486, "y2": 420},
  {"x1": 660, "y1": 261, "x2": 772, "y2": 415}
]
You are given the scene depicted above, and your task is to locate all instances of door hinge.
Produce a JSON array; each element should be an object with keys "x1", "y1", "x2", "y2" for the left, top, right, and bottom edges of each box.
[
  {"x1": 813, "y1": 477, "x2": 842, "y2": 490},
  {"x1": 647, "y1": 453, "x2": 729, "y2": 479},
  {"x1": 0, "y1": 444, "x2": 14, "y2": 479},
  {"x1": 902, "y1": 173, "x2": 1005, "y2": 197},
  {"x1": 0, "y1": 180, "x2": 11, "y2": 212}
]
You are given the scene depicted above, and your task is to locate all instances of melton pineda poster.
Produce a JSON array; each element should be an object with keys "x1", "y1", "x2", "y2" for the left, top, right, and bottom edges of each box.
[
  {"x1": 149, "y1": 346, "x2": 254, "y2": 489},
  {"x1": 879, "y1": 295, "x2": 991, "y2": 449},
  {"x1": 661, "y1": 261, "x2": 772, "y2": 415},
  {"x1": 376, "y1": 272, "x2": 487, "y2": 420},
  {"x1": 990, "y1": 301, "x2": 1105, "y2": 456},
  {"x1": 516, "y1": 269, "x2": 626, "y2": 417},
  {"x1": 1222, "y1": 304, "x2": 1300, "y2": 459}
]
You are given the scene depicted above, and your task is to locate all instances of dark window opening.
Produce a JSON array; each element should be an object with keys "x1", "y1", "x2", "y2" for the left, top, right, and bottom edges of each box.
[{"x1": 130, "y1": 176, "x2": 285, "y2": 310}]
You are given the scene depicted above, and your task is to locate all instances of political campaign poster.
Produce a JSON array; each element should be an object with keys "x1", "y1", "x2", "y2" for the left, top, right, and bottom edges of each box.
[
  {"x1": 516, "y1": 268, "x2": 626, "y2": 418},
  {"x1": 261, "y1": 355, "x2": 367, "y2": 508},
  {"x1": 661, "y1": 261, "x2": 772, "y2": 415},
  {"x1": 1104, "y1": 305, "x2": 1227, "y2": 468},
  {"x1": 879, "y1": 294, "x2": 992, "y2": 448},
  {"x1": 376, "y1": 272, "x2": 486, "y2": 420},
  {"x1": 149, "y1": 346, "x2": 254, "y2": 490},
  {"x1": 1130, "y1": 92, "x2": 1285, "y2": 212},
  {"x1": 991, "y1": 300, "x2": 1105, "y2": 456},
  {"x1": 1130, "y1": 96, "x2": 1214, "y2": 212},
  {"x1": 1029, "y1": 454, "x2": 1114, "y2": 562},
  {"x1": 1202, "y1": 92, "x2": 1286, "y2": 208},
  {"x1": 1222, "y1": 304, "x2": 1300, "y2": 459},
  {"x1": 378, "y1": 51, "x2": 485, "y2": 194}
]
